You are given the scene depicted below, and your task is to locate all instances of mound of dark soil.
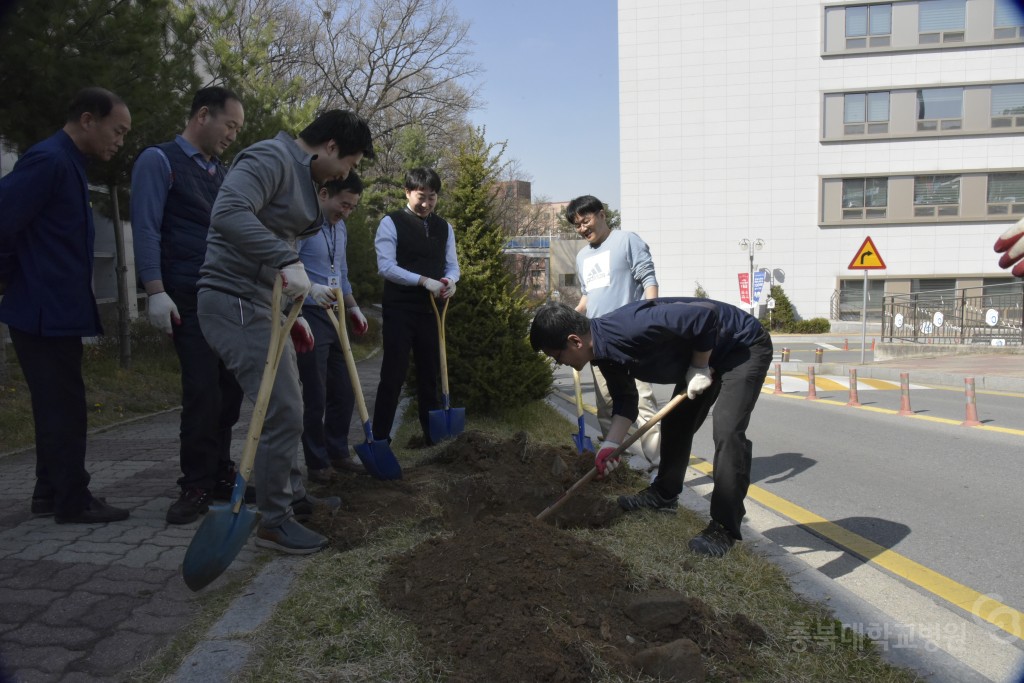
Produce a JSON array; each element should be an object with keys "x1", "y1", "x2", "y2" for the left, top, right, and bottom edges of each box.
[{"x1": 314, "y1": 431, "x2": 766, "y2": 682}]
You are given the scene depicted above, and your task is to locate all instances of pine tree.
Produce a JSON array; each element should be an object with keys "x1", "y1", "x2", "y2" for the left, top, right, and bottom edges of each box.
[
  {"x1": 768, "y1": 284, "x2": 796, "y2": 331},
  {"x1": 437, "y1": 127, "x2": 552, "y2": 413}
]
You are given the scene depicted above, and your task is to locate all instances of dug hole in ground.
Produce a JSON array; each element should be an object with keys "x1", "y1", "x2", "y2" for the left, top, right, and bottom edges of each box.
[{"x1": 306, "y1": 430, "x2": 767, "y2": 683}]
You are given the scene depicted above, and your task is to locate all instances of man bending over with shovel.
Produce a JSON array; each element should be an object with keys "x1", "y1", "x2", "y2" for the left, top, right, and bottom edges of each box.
[
  {"x1": 530, "y1": 299, "x2": 772, "y2": 557},
  {"x1": 199, "y1": 110, "x2": 375, "y2": 555}
]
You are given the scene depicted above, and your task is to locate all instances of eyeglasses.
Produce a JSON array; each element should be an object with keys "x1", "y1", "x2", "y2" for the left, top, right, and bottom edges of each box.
[{"x1": 574, "y1": 214, "x2": 596, "y2": 231}]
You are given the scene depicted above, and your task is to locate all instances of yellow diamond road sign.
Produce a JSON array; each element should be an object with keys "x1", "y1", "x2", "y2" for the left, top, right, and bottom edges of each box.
[{"x1": 849, "y1": 236, "x2": 886, "y2": 270}]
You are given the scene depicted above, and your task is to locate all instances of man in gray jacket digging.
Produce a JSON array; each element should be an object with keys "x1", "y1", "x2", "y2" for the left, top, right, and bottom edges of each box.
[{"x1": 198, "y1": 110, "x2": 375, "y2": 554}]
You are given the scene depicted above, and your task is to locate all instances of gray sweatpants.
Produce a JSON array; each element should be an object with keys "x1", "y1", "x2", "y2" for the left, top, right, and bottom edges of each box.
[{"x1": 197, "y1": 289, "x2": 306, "y2": 528}]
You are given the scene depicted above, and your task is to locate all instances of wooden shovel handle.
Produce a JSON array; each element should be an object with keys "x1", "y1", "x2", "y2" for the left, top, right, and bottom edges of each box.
[
  {"x1": 236, "y1": 277, "x2": 302, "y2": 511},
  {"x1": 326, "y1": 294, "x2": 371, "y2": 425},
  {"x1": 537, "y1": 393, "x2": 687, "y2": 521},
  {"x1": 429, "y1": 295, "x2": 450, "y2": 396}
]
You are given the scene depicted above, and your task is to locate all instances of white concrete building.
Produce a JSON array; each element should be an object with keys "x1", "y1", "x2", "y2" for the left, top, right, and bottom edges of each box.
[{"x1": 618, "y1": 0, "x2": 1024, "y2": 322}]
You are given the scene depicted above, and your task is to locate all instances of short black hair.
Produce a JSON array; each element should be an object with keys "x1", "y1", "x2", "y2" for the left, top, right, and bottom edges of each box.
[
  {"x1": 189, "y1": 86, "x2": 241, "y2": 119},
  {"x1": 565, "y1": 195, "x2": 604, "y2": 225},
  {"x1": 66, "y1": 87, "x2": 124, "y2": 123},
  {"x1": 404, "y1": 167, "x2": 442, "y2": 193},
  {"x1": 299, "y1": 110, "x2": 375, "y2": 160},
  {"x1": 529, "y1": 303, "x2": 590, "y2": 352},
  {"x1": 322, "y1": 169, "x2": 364, "y2": 197}
]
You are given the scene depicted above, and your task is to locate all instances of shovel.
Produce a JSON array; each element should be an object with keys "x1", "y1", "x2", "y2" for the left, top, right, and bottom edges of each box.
[
  {"x1": 326, "y1": 293, "x2": 402, "y2": 480},
  {"x1": 572, "y1": 368, "x2": 595, "y2": 454},
  {"x1": 428, "y1": 295, "x2": 465, "y2": 443},
  {"x1": 182, "y1": 276, "x2": 301, "y2": 591},
  {"x1": 537, "y1": 393, "x2": 687, "y2": 522}
]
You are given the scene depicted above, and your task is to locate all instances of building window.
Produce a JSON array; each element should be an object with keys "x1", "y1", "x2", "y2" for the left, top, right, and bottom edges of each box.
[
  {"x1": 919, "y1": 0, "x2": 966, "y2": 44},
  {"x1": 846, "y1": 4, "x2": 892, "y2": 48},
  {"x1": 844, "y1": 92, "x2": 890, "y2": 134},
  {"x1": 914, "y1": 175, "x2": 960, "y2": 216},
  {"x1": 562, "y1": 273, "x2": 577, "y2": 287},
  {"x1": 992, "y1": 84, "x2": 1024, "y2": 128},
  {"x1": 842, "y1": 178, "x2": 889, "y2": 219},
  {"x1": 987, "y1": 172, "x2": 1024, "y2": 215},
  {"x1": 917, "y1": 87, "x2": 963, "y2": 131},
  {"x1": 995, "y1": 0, "x2": 1024, "y2": 39}
]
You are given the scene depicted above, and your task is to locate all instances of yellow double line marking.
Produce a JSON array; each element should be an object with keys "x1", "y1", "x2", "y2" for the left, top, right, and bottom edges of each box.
[{"x1": 551, "y1": 385, "x2": 1024, "y2": 641}]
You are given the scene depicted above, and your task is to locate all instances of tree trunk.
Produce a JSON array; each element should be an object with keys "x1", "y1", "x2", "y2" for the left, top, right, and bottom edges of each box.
[{"x1": 110, "y1": 183, "x2": 132, "y2": 369}]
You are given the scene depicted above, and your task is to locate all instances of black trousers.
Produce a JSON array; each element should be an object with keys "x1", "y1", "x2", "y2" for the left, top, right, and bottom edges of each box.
[
  {"x1": 10, "y1": 327, "x2": 92, "y2": 516},
  {"x1": 653, "y1": 332, "x2": 774, "y2": 540},
  {"x1": 296, "y1": 306, "x2": 355, "y2": 470},
  {"x1": 170, "y1": 290, "x2": 243, "y2": 491},
  {"x1": 372, "y1": 305, "x2": 441, "y2": 443}
]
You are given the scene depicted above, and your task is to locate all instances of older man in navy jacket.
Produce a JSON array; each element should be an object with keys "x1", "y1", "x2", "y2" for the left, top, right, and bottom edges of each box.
[
  {"x1": 530, "y1": 299, "x2": 773, "y2": 557},
  {"x1": 0, "y1": 87, "x2": 132, "y2": 524}
]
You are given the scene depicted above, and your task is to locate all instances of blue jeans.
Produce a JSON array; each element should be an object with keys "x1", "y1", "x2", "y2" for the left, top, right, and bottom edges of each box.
[{"x1": 654, "y1": 332, "x2": 774, "y2": 540}]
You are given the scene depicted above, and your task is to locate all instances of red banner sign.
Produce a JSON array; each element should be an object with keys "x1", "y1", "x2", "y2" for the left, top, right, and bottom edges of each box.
[{"x1": 738, "y1": 273, "x2": 750, "y2": 305}]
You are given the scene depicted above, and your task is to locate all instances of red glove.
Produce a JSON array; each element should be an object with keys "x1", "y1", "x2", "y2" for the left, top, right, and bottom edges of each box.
[
  {"x1": 347, "y1": 306, "x2": 368, "y2": 335},
  {"x1": 595, "y1": 441, "x2": 621, "y2": 478},
  {"x1": 994, "y1": 218, "x2": 1024, "y2": 276},
  {"x1": 290, "y1": 317, "x2": 314, "y2": 354}
]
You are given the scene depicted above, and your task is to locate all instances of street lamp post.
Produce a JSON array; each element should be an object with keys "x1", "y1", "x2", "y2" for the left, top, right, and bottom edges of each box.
[{"x1": 738, "y1": 238, "x2": 765, "y2": 315}]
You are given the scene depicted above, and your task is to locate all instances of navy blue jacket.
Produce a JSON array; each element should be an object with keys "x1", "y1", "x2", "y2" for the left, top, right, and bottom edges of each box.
[
  {"x1": 0, "y1": 130, "x2": 102, "y2": 336},
  {"x1": 591, "y1": 298, "x2": 765, "y2": 420}
]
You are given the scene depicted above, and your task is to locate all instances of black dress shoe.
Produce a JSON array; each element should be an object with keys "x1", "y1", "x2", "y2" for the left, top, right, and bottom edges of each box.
[
  {"x1": 31, "y1": 497, "x2": 55, "y2": 516},
  {"x1": 55, "y1": 497, "x2": 130, "y2": 524}
]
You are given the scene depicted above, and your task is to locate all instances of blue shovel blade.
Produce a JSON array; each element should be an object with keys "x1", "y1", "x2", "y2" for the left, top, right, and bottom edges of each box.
[
  {"x1": 181, "y1": 501, "x2": 260, "y2": 592},
  {"x1": 354, "y1": 440, "x2": 402, "y2": 480},
  {"x1": 447, "y1": 407, "x2": 466, "y2": 437},
  {"x1": 428, "y1": 408, "x2": 451, "y2": 444},
  {"x1": 574, "y1": 416, "x2": 594, "y2": 453}
]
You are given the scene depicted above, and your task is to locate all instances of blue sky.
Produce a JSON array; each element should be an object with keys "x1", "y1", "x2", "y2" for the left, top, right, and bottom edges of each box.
[{"x1": 448, "y1": 0, "x2": 621, "y2": 209}]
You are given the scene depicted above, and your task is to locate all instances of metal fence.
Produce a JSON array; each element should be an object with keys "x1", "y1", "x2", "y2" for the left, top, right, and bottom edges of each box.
[{"x1": 882, "y1": 281, "x2": 1024, "y2": 345}]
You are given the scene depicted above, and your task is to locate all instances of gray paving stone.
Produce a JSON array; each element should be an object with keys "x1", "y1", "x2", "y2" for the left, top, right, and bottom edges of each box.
[
  {"x1": 121, "y1": 610, "x2": 191, "y2": 636},
  {"x1": 69, "y1": 595, "x2": 143, "y2": 631},
  {"x1": 99, "y1": 564, "x2": 176, "y2": 585},
  {"x1": 3, "y1": 623, "x2": 97, "y2": 649},
  {"x1": 112, "y1": 544, "x2": 167, "y2": 569},
  {"x1": 58, "y1": 672, "x2": 107, "y2": 683},
  {"x1": 44, "y1": 549, "x2": 123, "y2": 565},
  {"x1": 36, "y1": 592, "x2": 106, "y2": 625},
  {"x1": 48, "y1": 562, "x2": 105, "y2": 589},
  {"x1": 76, "y1": 576, "x2": 155, "y2": 596},
  {"x1": 9, "y1": 667, "x2": 58, "y2": 683},
  {"x1": 9, "y1": 540, "x2": 65, "y2": 561},
  {"x1": 79, "y1": 630, "x2": 157, "y2": 677},
  {"x1": 1, "y1": 602, "x2": 46, "y2": 621},
  {"x1": 0, "y1": 586, "x2": 63, "y2": 605}
]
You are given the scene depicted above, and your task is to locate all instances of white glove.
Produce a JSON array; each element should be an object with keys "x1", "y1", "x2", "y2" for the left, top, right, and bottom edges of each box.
[
  {"x1": 290, "y1": 317, "x2": 314, "y2": 354},
  {"x1": 684, "y1": 365, "x2": 713, "y2": 399},
  {"x1": 422, "y1": 277, "x2": 444, "y2": 297},
  {"x1": 280, "y1": 262, "x2": 311, "y2": 300},
  {"x1": 147, "y1": 292, "x2": 180, "y2": 336},
  {"x1": 995, "y1": 217, "x2": 1024, "y2": 276},
  {"x1": 440, "y1": 277, "x2": 457, "y2": 299},
  {"x1": 309, "y1": 284, "x2": 337, "y2": 308},
  {"x1": 347, "y1": 306, "x2": 368, "y2": 335}
]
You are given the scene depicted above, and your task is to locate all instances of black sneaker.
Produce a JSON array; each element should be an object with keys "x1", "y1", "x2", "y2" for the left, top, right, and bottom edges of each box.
[
  {"x1": 166, "y1": 488, "x2": 211, "y2": 525},
  {"x1": 291, "y1": 493, "x2": 342, "y2": 521},
  {"x1": 31, "y1": 497, "x2": 55, "y2": 517},
  {"x1": 688, "y1": 521, "x2": 736, "y2": 557},
  {"x1": 330, "y1": 453, "x2": 367, "y2": 475},
  {"x1": 55, "y1": 497, "x2": 130, "y2": 525},
  {"x1": 617, "y1": 486, "x2": 678, "y2": 513}
]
